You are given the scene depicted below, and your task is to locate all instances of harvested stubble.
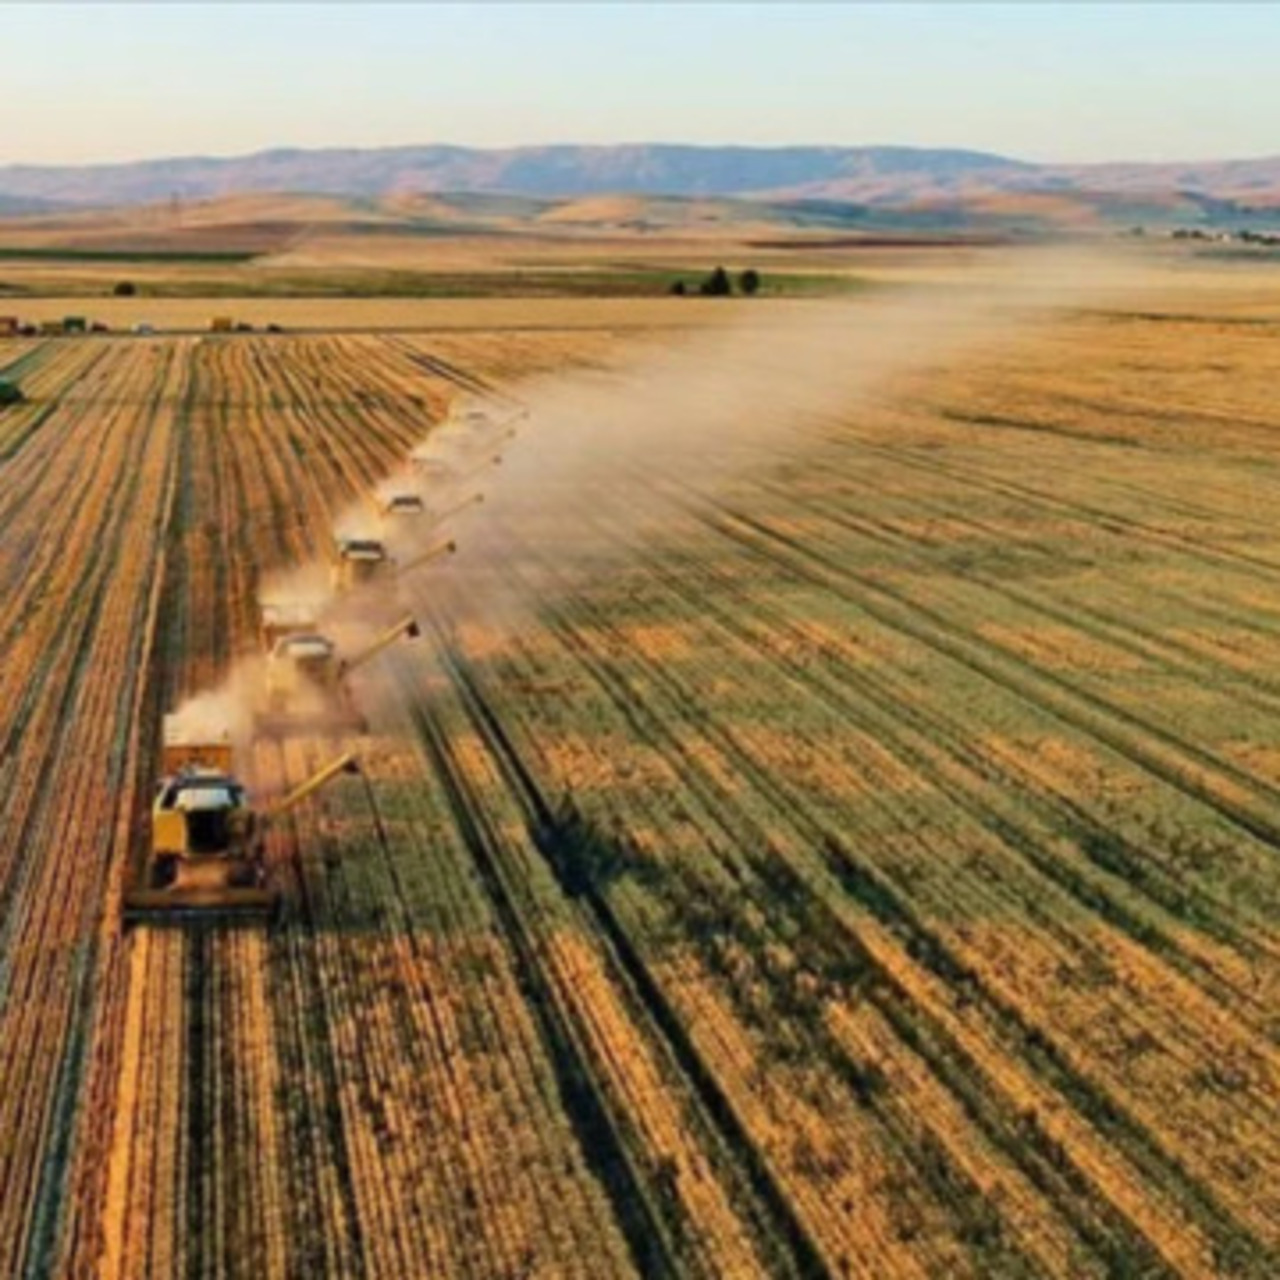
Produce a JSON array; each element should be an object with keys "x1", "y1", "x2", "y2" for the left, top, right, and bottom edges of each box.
[{"x1": 1, "y1": 291, "x2": 1280, "y2": 1279}]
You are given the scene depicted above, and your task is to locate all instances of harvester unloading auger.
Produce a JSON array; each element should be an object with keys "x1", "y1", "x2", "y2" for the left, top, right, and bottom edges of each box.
[
  {"x1": 255, "y1": 613, "x2": 420, "y2": 736},
  {"x1": 122, "y1": 718, "x2": 359, "y2": 925}
]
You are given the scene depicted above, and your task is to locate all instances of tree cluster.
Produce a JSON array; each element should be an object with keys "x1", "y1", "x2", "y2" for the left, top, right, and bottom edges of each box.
[{"x1": 670, "y1": 266, "x2": 761, "y2": 297}]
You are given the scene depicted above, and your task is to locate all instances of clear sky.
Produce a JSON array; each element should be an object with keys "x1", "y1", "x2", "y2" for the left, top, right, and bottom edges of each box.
[{"x1": 2, "y1": 3, "x2": 1270, "y2": 166}]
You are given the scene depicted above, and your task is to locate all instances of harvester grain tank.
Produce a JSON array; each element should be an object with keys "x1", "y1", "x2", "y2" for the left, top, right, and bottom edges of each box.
[
  {"x1": 255, "y1": 614, "x2": 420, "y2": 736},
  {"x1": 123, "y1": 717, "x2": 359, "y2": 924}
]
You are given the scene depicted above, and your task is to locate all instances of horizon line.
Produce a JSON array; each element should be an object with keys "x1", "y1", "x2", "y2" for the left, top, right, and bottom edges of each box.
[{"x1": 3, "y1": 140, "x2": 1278, "y2": 173}]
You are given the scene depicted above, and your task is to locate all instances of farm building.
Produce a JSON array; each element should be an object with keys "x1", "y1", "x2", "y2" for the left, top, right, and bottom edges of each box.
[
  {"x1": 63, "y1": 316, "x2": 88, "y2": 334},
  {"x1": 210, "y1": 316, "x2": 234, "y2": 333},
  {"x1": 39, "y1": 320, "x2": 64, "y2": 336},
  {"x1": 0, "y1": 316, "x2": 19, "y2": 337}
]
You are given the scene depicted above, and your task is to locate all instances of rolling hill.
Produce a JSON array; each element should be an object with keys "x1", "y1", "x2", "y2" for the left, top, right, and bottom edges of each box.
[
  {"x1": 0, "y1": 143, "x2": 1275, "y2": 221},
  {"x1": 2, "y1": 145, "x2": 1280, "y2": 238}
]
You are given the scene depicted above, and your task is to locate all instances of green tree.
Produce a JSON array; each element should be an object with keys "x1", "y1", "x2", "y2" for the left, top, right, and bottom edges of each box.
[
  {"x1": 700, "y1": 266, "x2": 732, "y2": 297},
  {"x1": 740, "y1": 268, "x2": 761, "y2": 295}
]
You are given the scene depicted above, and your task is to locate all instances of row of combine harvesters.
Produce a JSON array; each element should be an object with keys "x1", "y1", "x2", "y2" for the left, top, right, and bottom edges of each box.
[{"x1": 123, "y1": 398, "x2": 522, "y2": 926}]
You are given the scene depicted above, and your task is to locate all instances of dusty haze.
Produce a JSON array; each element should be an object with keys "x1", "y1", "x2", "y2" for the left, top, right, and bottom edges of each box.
[{"x1": 171, "y1": 248, "x2": 1145, "y2": 757}]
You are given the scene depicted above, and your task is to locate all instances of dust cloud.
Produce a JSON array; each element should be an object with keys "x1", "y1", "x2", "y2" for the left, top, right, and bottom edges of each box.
[
  {"x1": 167, "y1": 246, "x2": 1146, "y2": 752},
  {"x1": 414, "y1": 246, "x2": 1146, "y2": 627},
  {"x1": 163, "y1": 661, "x2": 264, "y2": 758}
]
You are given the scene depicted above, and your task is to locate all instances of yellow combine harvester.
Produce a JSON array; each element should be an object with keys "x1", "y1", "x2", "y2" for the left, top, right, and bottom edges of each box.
[
  {"x1": 256, "y1": 614, "x2": 420, "y2": 736},
  {"x1": 380, "y1": 490, "x2": 484, "y2": 538},
  {"x1": 440, "y1": 400, "x2": 524, "y2": 451},
  {"x1": 330, "y1": 535, "x2": 456, "y2": 597},
  {"x1": 331, "y1": 536, "x2": 394, "y2": 592},
  {"x1": 409, "y1": 447, "x2": 506, "y2": 484},
  {"x1": 123, "y1": 718, "x2": 358, "y2": 924}
]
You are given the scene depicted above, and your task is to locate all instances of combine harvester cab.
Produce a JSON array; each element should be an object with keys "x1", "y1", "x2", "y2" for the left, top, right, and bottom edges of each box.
[
  {"x1": 255, "y1": 616, "x2": 420, "y2": 738},
  {"x1": 123, "y1": 717, "x2": 358, "y2": 926}
]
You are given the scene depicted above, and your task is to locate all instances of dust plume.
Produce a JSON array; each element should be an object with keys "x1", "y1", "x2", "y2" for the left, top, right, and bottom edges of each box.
[
  {"x1": 410, "y1": 246, "x2": 1147, "y2": 630},
  {"x1": 163, "y1": 660, "x2": 264, "y2": 758},
  {"x1": 166, "y1": 246, "x2": 1147, "y2": 750}
]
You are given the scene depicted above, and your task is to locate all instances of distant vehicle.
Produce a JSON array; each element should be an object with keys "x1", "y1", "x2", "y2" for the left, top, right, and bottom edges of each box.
[
  {"x1": 382, "y1": 492, "x2": 427, "y2": 517},
  {"x1": 255, "y1": 615, "x2": 420, "y2": 737},
  {"x1": 330, "y1": 534, "x2": 456, "y2": 597},
  {"x1": 331, "y1": 537, "x2": 394, "y2": 594}
]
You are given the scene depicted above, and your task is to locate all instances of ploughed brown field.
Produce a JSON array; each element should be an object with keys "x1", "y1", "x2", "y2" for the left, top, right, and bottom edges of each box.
[{"x1": 1, "y1": 247, "x2": 1279, "y2": 1279}]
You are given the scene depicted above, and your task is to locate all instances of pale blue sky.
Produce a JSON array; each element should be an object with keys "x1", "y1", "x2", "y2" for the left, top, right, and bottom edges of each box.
[{"x1": 2, "y1": 4, "x2": 1269, "y2": 166}]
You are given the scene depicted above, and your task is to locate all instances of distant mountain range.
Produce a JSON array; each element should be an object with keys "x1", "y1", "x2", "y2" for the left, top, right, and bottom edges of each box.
[{"x1": 3, "y1": 144, "x2": 1280, "y2": 228}]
